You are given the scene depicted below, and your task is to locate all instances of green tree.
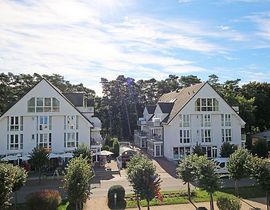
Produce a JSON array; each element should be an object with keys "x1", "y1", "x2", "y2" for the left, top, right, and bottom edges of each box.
[
  {"x1": 196, "y1": 156, "x2": 220, "y2": 210},
  {"x1": 220, "y1": 142, "x2": 238, "y2": 158},
  {"x1": 251, "y1": 139, "x2": 269, "y2": 158},
  {"x1": 193, "y1": 143, "x2": 205, "y2": 156},
  {"x1": 111, "y1": 138, "x2": 120, "y2": 157},
  {"x1": 29, "y1": 147, "x2": 49, "y2": 183},
  {"x1": 64, "y1": 157, "x2": 94, "y2": 210},
  {"x1": 176, "y1": 154, "x2": 199, "y2": 201},
  {"x1": 73, "y1": 143, "x2": 93, "y2": 164},
  {"x1": 248, "y1": 156, "x2": 270, "y2": 210},
  {"x1": 227, "y1": 148, "x2": 251, "y2": 195},
  {"x1": 179, "y1": 75, "x2": 201, "y2": 88},
  {"x1": 127, "y1": 155, "x2": 161, "y2": 210},
  {"x1": 0, "y1": 163, "x2": 27, "y2": 209}
]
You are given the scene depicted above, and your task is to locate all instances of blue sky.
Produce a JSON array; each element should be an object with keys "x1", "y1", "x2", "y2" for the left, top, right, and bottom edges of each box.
[{"x1": 0, "y1": 0, "x2": 270, "y2": 95}]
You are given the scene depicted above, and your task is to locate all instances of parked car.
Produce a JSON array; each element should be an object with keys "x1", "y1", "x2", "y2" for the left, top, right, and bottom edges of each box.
[{"x1": 213, "y1": 158, "x2": 229, "y2": 177}]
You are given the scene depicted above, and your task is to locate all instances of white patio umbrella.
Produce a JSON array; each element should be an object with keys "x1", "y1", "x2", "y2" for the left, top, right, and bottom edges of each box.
[
  {"x1": 49, "y1": 153, "x2": 61, "y2": 159},
  {"x1": 1, "y1": 155, "x2": 19, "y2": 161},
  {"x1": 60, "y1": 152, "x2": 73, "y2": 158},
  {"x1": 100, "y1": 150, "x2": 114, "y2": 156}
]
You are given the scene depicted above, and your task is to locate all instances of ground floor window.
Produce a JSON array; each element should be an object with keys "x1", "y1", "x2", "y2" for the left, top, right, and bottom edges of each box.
[
  {"x1": 173, "y1": 147, "x2": 191, "y2": 160},
  {"x1": 202, "y1": 146, "x2": 217, "y2": 158},
  {"x1": 7, "y1": 134, "x2": 23, "y2": 150},
  {"x1": 36, "y1": 133, "x2": 52, "y2": 149},
  {"x1": 64, "y1": 132, "x2": 78, "y2": 148}
]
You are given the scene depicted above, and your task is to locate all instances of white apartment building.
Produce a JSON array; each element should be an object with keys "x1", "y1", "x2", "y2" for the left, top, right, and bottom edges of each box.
[
  {"x1": 0, "y1": 79, "x2": 102, "y2": 160},
  {"x1": 134, "y1": 82, "x2": 246, "y2": 160}
]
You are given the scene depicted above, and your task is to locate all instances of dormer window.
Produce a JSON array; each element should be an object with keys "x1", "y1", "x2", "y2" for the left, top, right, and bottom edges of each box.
[
  {"x1": 27, "y1": 97, "x2": 60, "y2": 112},
  {"x1": 195, "y1": 98, "x2": 219, "y2": 111}
]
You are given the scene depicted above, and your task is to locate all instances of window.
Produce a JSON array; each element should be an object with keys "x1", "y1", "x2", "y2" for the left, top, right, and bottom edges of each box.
[
  {"x1": 64, "y1": 116, "x2": 78, "y2": 130},
  {"x1": 179, "y1": 114, "x2": 190, "y2": 127},
  {"x1": 27, "y1": 97, "x2": 60, "y2": 112},
  {"x1": 36, "y1": 133, "x2": 52, "y2": 149},
  {"x1": 222, "y1": 129, "x2": 232, "y2": 142},
  {"x1": 37, "y1": 116, "x2": 52, "y2": 131},
  {"x1": 180, "y1": 130, "x2": 191, "y2": 143},
  {"x1": 173, "y1": 147, "x2": 191, "y2": 159},
  {"x1": 201, "y1": 129, "x2": 211, "y2": 142},
  {"x1": 221, "y1": 114, "x2": 231, "y2": 126},
  {"x1": 195, "y1": 98, "x2": 219, "y2": 111},
  {"x1": 201, "y1": 114, "x2": 211, "y2": 127},
  {"x1": 9, "y1": 116, "x2": 23, "y2": 131},
  {"x1": 7, "y1": 134, "x2": 23, "y2": 150},
  {"x1": 64, "y1": 132, "x2": 78, "y2": 148}
]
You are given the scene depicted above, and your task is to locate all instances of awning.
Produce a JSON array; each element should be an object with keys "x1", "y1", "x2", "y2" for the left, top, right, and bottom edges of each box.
[
  {"x1": 60, "y1": 153, "x2": 73, "y2": 158},
  {"x1": 1, "y1": 155, "x2": 19, "y2": 161},
  {"x1": 100, "y1": 150, "x2": 114, "y2": 156}
]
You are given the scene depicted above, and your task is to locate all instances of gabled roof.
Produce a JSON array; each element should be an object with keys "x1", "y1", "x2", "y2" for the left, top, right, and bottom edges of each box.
[
  {"x1": 0, "y1": 79, "x2": 93, "y2": 127},
  {"x1": 159, "y1": 83, "x2": 205, "y2": 124},
  {"x1": 146, "y1": 105, "x2": 156, "y2": 114}
]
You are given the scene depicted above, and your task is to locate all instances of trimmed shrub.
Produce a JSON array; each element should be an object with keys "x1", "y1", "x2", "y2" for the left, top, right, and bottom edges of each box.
[
  {"x1": 107, "y1": 185, "x2": 126, "y2": 209},
  {"x1": 26, "y1": 190, "x2": 62, "y2": 210},
  {"x1": 197, "y1": 207, "x2": 208, "y2": 210},
  {"x1": 217, "y1": 194, "x2": 241, "y2": 210}
]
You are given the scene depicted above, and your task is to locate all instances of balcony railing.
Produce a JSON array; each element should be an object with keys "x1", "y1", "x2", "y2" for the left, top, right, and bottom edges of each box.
[
  {"x1": 241, "y1": 134, "x2": 246, "y2": 142},
  {"x1": 134, "y1": 130, "x2": 147, "y2": 137}
]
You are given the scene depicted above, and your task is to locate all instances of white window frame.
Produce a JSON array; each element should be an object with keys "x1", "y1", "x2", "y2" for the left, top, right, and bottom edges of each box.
[
  {"x1": 201, "y1": 129, "x2": 211, "y2": 143},
  {"x1": 221, "y1": 114, "x2": 231, "y2": 126},
  {"x1": 27, "y1": 97, "x2": 60, "y2": 113},
  {"x1": 179, "y1": 114, "x2": 190, "y2": 127},
  {"x1": 37, "y1": 116, "x2": 52, "y2": 131},
  {"x1": 64, "y1": 115, "x2": 78, "y2": 130},
  {"x1": 7, "y1": 134, "x2": 23, "y2": 150},
  {"x1": 36, "y1": 133, "x2": 52, "y2": 149},
  {"x1": 64, "y1": 132, "x2": 78, "y2": 148},
  {"x1": 222, "y1": 128, "x2": 232, "y2": 142},
  {"x1": 8, "y1": 116, "x2": 23, "y2": 131},
  {"x1": 180, "y1": 129, "x2": 191, "y2": 143},
  {"x1": 195, "y1": 98, "x2": 219, "y2": 111},
  {"x1": 201, "y1": 114, "x2": 211, "y2": 127}
]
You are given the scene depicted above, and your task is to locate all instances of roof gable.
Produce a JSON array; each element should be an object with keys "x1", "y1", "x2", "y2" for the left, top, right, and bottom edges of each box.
[{"x1": 0, "y1": 79, "x2": 93, "y2": 127}]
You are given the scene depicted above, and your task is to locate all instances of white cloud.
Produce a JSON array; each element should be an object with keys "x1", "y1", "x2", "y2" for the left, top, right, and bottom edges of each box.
[{"x1": 0, "y1": 0, "x2": 250, "y2": 95}]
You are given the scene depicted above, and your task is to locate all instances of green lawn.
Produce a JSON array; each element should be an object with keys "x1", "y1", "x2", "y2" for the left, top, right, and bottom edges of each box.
[{"x1": 125, "y1": 185, "x2": 264, "y2": 208}]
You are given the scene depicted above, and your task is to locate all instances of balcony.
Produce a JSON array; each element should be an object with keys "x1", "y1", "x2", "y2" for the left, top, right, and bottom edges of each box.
[
  {"x1": 241, "y1": 134, "x2": 246, "y2": 142},
  {"x1": 134, "y1": 130, "x2": 147, "y2": 137},
  {"x1": 147, "y1": 134, "x2": 163, "y2": 141},
  {"x1": 137, "y1": 119, "x2": 147, "y2": 126}
]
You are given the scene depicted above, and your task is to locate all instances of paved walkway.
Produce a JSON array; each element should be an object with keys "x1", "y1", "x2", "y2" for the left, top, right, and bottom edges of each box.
[{"x1": 85, "y1": 197, "x2": 267, "y2": 210}]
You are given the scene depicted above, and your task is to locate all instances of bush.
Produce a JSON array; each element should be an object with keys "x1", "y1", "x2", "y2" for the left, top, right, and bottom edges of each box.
[
  {"x1": 107, "y1": 185, "x2": 126, "y2": 209},
  {"x1": 217, "y1": 194, "x2": 241, "y2": 210},
  {"x1": 197, "y1": 207, "x2": 208, "y2": 210},
  {"x1": 26, "y1": 190, "x2": 61, "y2": 210}
]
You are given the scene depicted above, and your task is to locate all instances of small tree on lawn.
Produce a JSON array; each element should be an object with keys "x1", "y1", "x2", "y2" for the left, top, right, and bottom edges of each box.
[
  {"x1": 248, "y1": 156, "x2": 270, "y2": 210},
  {"x1": 29, "y1": 147, "x2": 49, "y2": 183},
  {"x1": 127, "y1": 155, "x2": 162, "y2": 210},
  {"x1": 10, "y1": 164, "x2": 27, "y2": 210},
  {"x1": 197, "y1": 156, "x2": 220, "y2": 210},
  {"x1": 0, "y1": 163, "x2": 27, "y2": 209},
  {"x1": 220, "y1": 142, "x2": 238, "y2": 158},
  {"x1": 193, "y1": 143, "x2": 205, "y2": 156},
  {"x1": 73, "y1": 143, "x2": 93, "y2": 164},
  {"x1": 64, "y1": 156, "x2": 94, "y2": 210},
  {"x1": 176, "y1": 154, "x2": 199, "y2": 201},
  {"x1": 227, "y1": 148, "x2": 251, "y2": 196}
]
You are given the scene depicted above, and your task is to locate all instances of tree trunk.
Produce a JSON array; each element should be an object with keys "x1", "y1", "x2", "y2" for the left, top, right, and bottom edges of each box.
[
  {"x1": 234, "y1": 180, "x2": 239, "y2": 196},
  {"x1": 15, "y1": 191, "x2": 17, "y2": 210},
  {"x1": 267, "y1": 191, "x2": 270, "y2": 210},
  {"x1": 187, "y1": 182, "x2": 191, "y2": 201},
  {"x1": 147, "y1": 199, "x2": 150, "y2": 210},
  {"x1": 210, "y1": 193, "x2": 214, "y2": 210},
  {"x1": 136, "y1": 196, "x2": 141, "y2": 210},
  {"x1": 123, "y1": 101, "x2": 132, "y2": 139},
  {"x1": 38, "y1": 168, "x2": 41, "y2": 184}
]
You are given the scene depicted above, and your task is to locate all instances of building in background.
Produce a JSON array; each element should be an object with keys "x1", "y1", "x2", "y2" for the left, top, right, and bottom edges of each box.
[
  {"x1": 0, "y1": 79, "x2": 102, "y2": 160},
  {"x1": 135, "y1": 82, "x2": 246, "y2": 160}
]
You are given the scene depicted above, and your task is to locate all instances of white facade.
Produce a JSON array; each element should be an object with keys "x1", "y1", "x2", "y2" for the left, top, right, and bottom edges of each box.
[
  {"x1": 135, "y1": 83, "x2": 245, "y2": 160},
  {"x1": 0, "y1": 79, "x2": 102, "y2": 157}
]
